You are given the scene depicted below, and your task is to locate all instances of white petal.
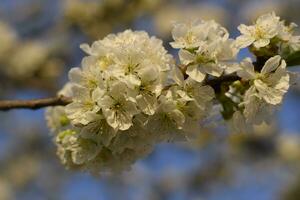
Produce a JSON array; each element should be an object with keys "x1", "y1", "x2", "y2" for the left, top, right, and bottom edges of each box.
[
  {"x1": 117, "y1": 113, "x2": 133, "y2": 130},
  {"x1": 235, "y1": 35, "x2": 255, "y2": 48},
  {"x1": 123, "y1": 101, "x2": 139, "y2": 116},
  {"x1": 237, "y1": 58, "x2": 256, "y2": 80},
  {"x1": 202, "y1": 63, "x2": 223, "y2": 77},
  {"x1": 80, "y1": 43, "x2": 92, "y2": 54},
  {"x1": 186, "y1": 65, "x2": 206, "y2": 82},
  {"x1": 254, "y1": 79, "x2": 284, "y2": 105},
  {"x1": 261, "y1": 55, "x2": 281, "y2": 75},
  {"x1": 224, "y1": 63, "x2": 240, "y2": 74},
  {"x1": 243, "y1": 93, "x2": 266, "y2": 124},
  {"x1": 171, "y1": 110, "x2": 185, "y2": 129},
  {"x1": 238, "y1": 24, "x2": 253, "y2": 35},
  {"x1": 179, "y1": 49, "x2": 195, "y2": 65},
  {"x1": 274, "y1": 73, "x2": 290, "y2": 92},
  {"x1": 92, "y1": 87, "x2": 106, "y2": 102},
  {"x1": 230, "y1": 111, "x2": 248, "y2": 134},
  {"x1": 139, "y1": 67, "x2": 158, "y2": 83},
  {"x1": 68, "y1": 68, "x2": 83, "y2": 84},
  {"x1": 195, "y1": 85, "x2": 215, "y2": 102},
  {"x1": 98, "y1": 95, "x2": 114, "y2": 109},
  {"x1": 253, "y1": 39, "x2": 270, "y2": 48},
  {"x1": 136, "y1": 93, "x2": 157, "y2": 115},
  {"x1": 177, "y1": 90, "x2": 194, "y2": 101},
  {"x1": 81, "y1": 56, "x2": 97, "y2": 71},
  {"x1": 110, "y1": 82, "x2": 128, "y2": 99},
  {"x1": 124, "y1": 74, "x2": 141, "y2": 89},
  {"x1": 172, "y1": 66, "x2": 184, "y2": 86},
  {"x1": 103, "y1": 109, "x2": 119, "y2": 129},
  {"x1": 58, "y1": 83, "x2": 74, "y2": 97}
]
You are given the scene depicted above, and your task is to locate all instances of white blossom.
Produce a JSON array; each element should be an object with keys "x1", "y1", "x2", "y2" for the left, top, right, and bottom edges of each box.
[
  {"x1": 150, "y1": 89, "x2": 186, "y2": 132},
  {"x1": 146, "y1": 67, "x2": 215, "y2": 135},
  {"x1": 65, "y1": 85, "x2": 101, "y2": 125},
  {"x1": 172, "y1": 67, "x2": 215, "y2": 117},
  {"x1": 170, "y1": 20, "x2": 211, "y2": 49},
  {"x1": 154, "y1": 4, "x2": 229, "y2": 38},
  {"x1": 243, "y1": 87, "x2": 276, "y2": 125},
  {"x1": 229, "y1": 111, "x2": 248, "y2": 134},
  {"x1": 238, "y1": 55, "x2": 289, "y2": 105},
  {"x1": 45, "y1": 84, "x2": 73, "y2": 133},
  {"x1": 235, "y1": 12, "x2": 280, "y2": 49},
  {"x1": 44, "y1": 14, "x2": 299, "y2": 174},
  {"x1": 45, "y1": 106, "x2": 70, "y2": 133},
  {"x1": 65, "y1": 29, "x2": 173, "y2": 130},
  {"x1": 50, "y1": 117, "x2": 178, "y2": 173},
  {"x1": 171, "y1": 20, "x2": 238, "y2": 82},
  {"x1": 286, "y1": 35, "x2": 300, "y2": 52},
  {"x1": 235, "y1": 55, "x2": 289, "y2": 125},
  {"x1": 68, "y1": 56, "x2": 104, "y2": 89},
  {"x1": 235, "y1": 12, "x2": 300, "y2": 52},
  {"x1": 98, "y1": 82, "x2": 139, "y2": 130},
  {"x1": 135, "y1": 67, "x2": 163, "y2": 115},
  {"x1": 278, "y1": 22, "x2": 300, "y2": 52}
]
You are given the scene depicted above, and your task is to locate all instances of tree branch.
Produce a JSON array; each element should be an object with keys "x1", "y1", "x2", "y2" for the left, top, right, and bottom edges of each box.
[
  {"x1": 206, "y1": 75, "x2": 241, "y2": 93},
  {"x1": 205, "y1": 75, "x2": 240, "y2": 88},
  {"x1": 0, "y1": 96, "x2": 72, "y2": 111},
  {"x1": 0, "y1": 74, "x2": 240, "y2": 111}
]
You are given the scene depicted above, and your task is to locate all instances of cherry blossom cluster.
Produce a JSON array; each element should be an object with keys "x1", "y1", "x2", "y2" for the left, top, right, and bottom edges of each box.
[
  {"x1": 46, "y1": 12, "x2": 299, "y2": 174},
  {"x1": 235, "y1": 12, "x2": 300, "y2": 55}
]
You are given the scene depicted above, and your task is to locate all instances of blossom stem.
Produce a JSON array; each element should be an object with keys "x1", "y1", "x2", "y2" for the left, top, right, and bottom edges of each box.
[
  {"x1": 0, "y1": 96, "x2": 72, "y2": 111},
  {"x1": 205, "y1": 75, "x2": 240, "y2": 93}
]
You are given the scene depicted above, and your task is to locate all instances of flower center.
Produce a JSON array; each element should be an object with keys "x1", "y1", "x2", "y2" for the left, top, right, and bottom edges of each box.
[{"x1": 98, "y1": 56, "x2": 113, "y2": 70}]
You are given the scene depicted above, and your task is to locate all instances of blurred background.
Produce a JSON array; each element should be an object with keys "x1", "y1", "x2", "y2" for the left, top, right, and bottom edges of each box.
[{"x1": 0, "y1": 0, "x2": 300, "y2": 199}]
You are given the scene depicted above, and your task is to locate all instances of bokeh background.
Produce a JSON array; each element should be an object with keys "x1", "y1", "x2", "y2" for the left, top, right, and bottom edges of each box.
[{"x1": 0, "y1": 0, "x2": 300, "y2": 199}]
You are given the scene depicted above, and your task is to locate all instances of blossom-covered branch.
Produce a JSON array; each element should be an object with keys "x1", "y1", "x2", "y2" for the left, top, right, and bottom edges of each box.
[
  {"x1": 0, "y1": 96, "x2": 72, "y2": 111},
  {"x1": 42, "y1": 12, "x2": 299, "y2": 175},
  {"x1": 0, "y1": 74, "x2": 240, "y2": 111}
]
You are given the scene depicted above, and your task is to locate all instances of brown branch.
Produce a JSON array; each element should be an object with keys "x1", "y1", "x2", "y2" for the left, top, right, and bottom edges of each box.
[
  {"x1": 0, "y1": 96, "x2": 72, "y2": 111},
  {"x1": 0, "y1": 74, "x2": 241, "y2": 111},
  {"x1": 205, "y1": 74, "x2": 240, "y2": 92}
]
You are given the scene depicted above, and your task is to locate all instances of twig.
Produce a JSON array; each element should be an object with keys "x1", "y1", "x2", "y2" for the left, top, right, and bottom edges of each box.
[
  {"x1": 0, "y1": 96, "x2": 72, "y2": 111},
  {"x1": 0, "y1": 74, "x2": 240, "y2": 111},
  {"x1": 205, "y1": 75, "x2": 240, "y2": 86}
]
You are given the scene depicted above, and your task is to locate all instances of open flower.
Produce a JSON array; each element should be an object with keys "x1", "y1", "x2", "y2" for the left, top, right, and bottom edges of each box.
[
  {"x1": 147, "y1": 90, "x2": 186, "y2": 133},
  {"x1": 98, "y1": 82, "x2": 139, "y2": 131},
  {"x1": 235, "y1": 55, "x2": 289, "y2": 125},
  {"x1": 235, "y1": 12, "x2": 280, "y2": 49},
  {"x1": 65, "y1": 86, "x2": 101, "y2": 125},
  {"x1": 44, "y1": 14, "x2": 299, "y2": 175},
  {"x1": 68, "y1": 56, "x2": 104, "y2": 89},
  {"x1": 65, "y1": 29, "x2": 173, "y2": 130},
  {"x1": 171, "y1": 20, "x2": 238, "y2": 82},
  {"x1": 135, "y1": 67, "x2": 163, "y2": 115},
  {"x1": 242, "y1": 87, "x2": 276, "y2": 124},
  {"x1": 170, "y1": 20, "x2": 210, "y2": 49},
  {"x1": 172, "y1": 67, "x2": 215, "y2": 115},
  {"x1": 237, "y1": 55, "x2": 289, "y2": 105}
]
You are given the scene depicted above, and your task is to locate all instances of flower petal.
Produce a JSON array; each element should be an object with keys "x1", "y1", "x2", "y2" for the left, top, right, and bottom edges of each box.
[
  {"x1": 253, "y1": 38, "x2": 270, "y2": 48},
  {"x1": 261, "y1": 55, "x2": 281, "y2": 74},
  {"x1": 186, "y1": 65, "x2": 206, "y2": 82},
  {"x1": 237, "y1": 58, "x2": 256, "y2": 80}
]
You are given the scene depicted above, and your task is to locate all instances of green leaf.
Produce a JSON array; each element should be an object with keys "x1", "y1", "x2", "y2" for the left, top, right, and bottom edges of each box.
[{"x1": 285, "y1": 51, "x2": 300, "y2": 67}]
